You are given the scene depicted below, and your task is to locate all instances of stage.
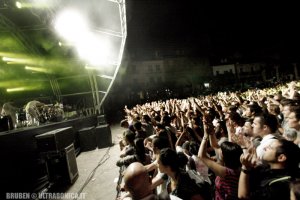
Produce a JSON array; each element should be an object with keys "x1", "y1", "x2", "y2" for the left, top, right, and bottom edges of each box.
[{"x1": 0, "y1": 115, "x2": 115, "y2": 199}]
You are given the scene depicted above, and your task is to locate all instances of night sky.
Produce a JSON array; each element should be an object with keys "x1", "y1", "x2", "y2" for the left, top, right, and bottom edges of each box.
[{"x1": 125, "y1": 1, "x2": 300, "y2": 61}]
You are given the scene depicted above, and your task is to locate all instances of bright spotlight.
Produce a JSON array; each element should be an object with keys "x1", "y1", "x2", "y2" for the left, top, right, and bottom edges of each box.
[
  {"x1": 54, "y1": 9, "x2": 88, "y2": 43},
  {"x1": 16, "y1": 1, "x2": 22, "y2": 9}
]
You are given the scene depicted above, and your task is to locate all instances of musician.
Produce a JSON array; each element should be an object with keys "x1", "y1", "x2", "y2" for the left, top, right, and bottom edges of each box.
[
  {"x1": 54, "y1": 101, "x2": 64, "y2": 121},
  {"x1": 25, "y1": 100, "x2": 45, "y2": 126},
  {"x1": 1, "y1": 100, "x2": 17, "y2": 129}
]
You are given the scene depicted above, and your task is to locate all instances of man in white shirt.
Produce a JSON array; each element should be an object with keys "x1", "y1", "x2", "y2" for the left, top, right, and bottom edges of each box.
[{"x1": 252, "y1": 113, "x2": 279, "y2": 160}]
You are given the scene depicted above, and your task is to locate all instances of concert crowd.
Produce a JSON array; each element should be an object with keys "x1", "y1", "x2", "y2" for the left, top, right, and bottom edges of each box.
[{"x1": 116, "y1": 80, "x2": 300, "y2": 200}]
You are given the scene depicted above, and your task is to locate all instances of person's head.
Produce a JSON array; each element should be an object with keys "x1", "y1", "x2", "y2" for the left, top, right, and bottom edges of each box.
[
  {"x1": 252, "y1": 113, "x2": 279, "y2": 137},
  {"x1": 124, "y1": 130, "x2": 135, "y2": 145},
  {"x1": 227, "y1": 105, "x2": 238, "y2": 114},
  {"x1": 244, "y1": 104, "x2": 262, "y2": 118},
  {"x1": 228, "y1": 112, "x2": 245, "y2": 127},
  {"x1": 157, "y1": 148, "x2": 180, "y2": 175},
  {"x1": 267, "y1": 104, "x2": 281, "y2": 116},
  {"x1": 282, "y1": 105, "x2": 297, "y2": 119},
  {"x1": 177, "y1": 151, "x2": 188, "y2": 170},
  {"x1": 220, "y1": 141, "x2": 243, "y2": 169},
  {"x1": 123, "y1": 162, "x2": 152, "y2": 200},
  {"x1": 263, "y1": 138, "x2": 300, "y2": 172},
  {"x1": 283, "y1": 128, "x2": 297, "y2": 142},
  {"x1": 120, "y1": 119, "x2": 129, "y2": 128},
  {"x1": 188, "y1": 141, "x2": 199, "y2": 156},
  {"x1": 182, "y1": 141, "x2": 191, "y2": 156},
  {"x1": 162, "y1": 115, "x2": 171, "y2": 126},
  {"x1": 155, "y1": 123, "x2": 165, "y2": 134},
  {"x1": 273, "y1": 93, "x2": 283, "y2": 102},
  {"x1": 288, "y1": 107, "x2": 300, "y2": 131},
  {"x1": 133, "y1": 121, "x2": 142, "y2": 131},
  {"x1": 142, "y1": 115, "x2": 151, "y2": 123},
  {"x1": 242, "y1": 118, "x2": 253, "y2": 137},
  {"x1": 152, "y1": 136, "x2": 169, "y2": 154},
  {"x1": 280, "y1": 99, "x2": 299, "y2": 118},
  {"x1": 290, "y1": 179, "x2": 300, "y2": 200}
]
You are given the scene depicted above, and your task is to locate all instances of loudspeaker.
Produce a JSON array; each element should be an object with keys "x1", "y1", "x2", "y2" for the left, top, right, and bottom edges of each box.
[
  {"x1": 64, "y1": 144, "x2": 79, "y2": 184},
  {"x1": 46, "y1": 144, "x2": 78, "y2": 185},
  {"x1": 35, "y1": 127, "x2": 75, "y2": 153},
  {"x1": 0, "y1": 115, "x2": 14, "y2": 132},
  {"x1": 78, "y1": 127, "x2": 97, "y2": 152},
  {"x1": 95, "y1": 124, "x2": 112, "y2": 149},
  {"x1": 97, "y1": 115, "x2": 106, "y2": 125}
]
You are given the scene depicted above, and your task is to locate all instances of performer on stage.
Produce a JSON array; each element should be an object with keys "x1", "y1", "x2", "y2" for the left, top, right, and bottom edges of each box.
[
  {"x1": 25, "y1": 100, "x2": 45, "y2": 126},
  {"x1": 1, "y1": 100, "x2": 18, "y2": 129}
]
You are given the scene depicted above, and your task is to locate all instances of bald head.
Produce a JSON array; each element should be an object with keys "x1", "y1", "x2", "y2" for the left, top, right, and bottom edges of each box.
[{"x1": 123, "y1": 162, "x2": 152, "y2": 199}]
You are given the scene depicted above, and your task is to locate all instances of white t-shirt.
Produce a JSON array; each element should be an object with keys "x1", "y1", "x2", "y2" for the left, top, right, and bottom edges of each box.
[{"x1": 256, "y1": 134, "x2": 277, "y2": 160}]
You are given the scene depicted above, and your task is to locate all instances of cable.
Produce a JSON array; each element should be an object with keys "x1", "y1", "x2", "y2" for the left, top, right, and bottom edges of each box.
[{"x1": 73, "y1": 146, "x2": 111, "y2": 200}]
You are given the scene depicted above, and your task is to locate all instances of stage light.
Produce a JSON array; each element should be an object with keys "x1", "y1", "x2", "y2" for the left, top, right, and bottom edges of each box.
[
  {"x1": 7, "y1": 87, "x2": 25, "y2": 92},
  {"x1": 25, "y1": 66, "x2": 50, "y2": 73},
  {"x1": 2, "y1": 57, "x2": 14, "y2": 62},
  {"x1": 85, "y1": 65, "x2": 97, "y2": 70},
  {"x1": 54, "y1": 9, "x2": 89, "y2": 43},
  {"x1": 99, "y1": 75, "x2": 113, "y2": 79},
  {"x1": 16, "y1": 1, "x2": 22, "y2": 9},
  {"x1": 2, "y1": 57, "x2": 27, "y2": 63},
  {"x1": 15, "y1": 0, "x2": 49, "y2": 9},
  {"x1": 2, "y1": 56, "x2": 34, "y2": 65}
]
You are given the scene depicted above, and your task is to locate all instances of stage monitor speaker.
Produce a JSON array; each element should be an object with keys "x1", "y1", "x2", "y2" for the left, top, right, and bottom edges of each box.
[
  {"x1": 95, "y1": 124, "x2": 112, "y2": 149},
  {"x1": 35, "y1": 127, "x2": 75, "y2": 153},
  {"x1": 0, "y1": 115, "x2": 14, "y2": 132},
  {"x1": 46, "y1": 144, "x2": 79, "y2": 185},
  {"x1": 97, "y1": 115, "x2": 106, "y2": 125},
  {"x1": 78, "y1": 127, "x2": 97, "y2": 152},
  {"x1": 64, "y1": 144, "x2": 79, "y2": 184}
]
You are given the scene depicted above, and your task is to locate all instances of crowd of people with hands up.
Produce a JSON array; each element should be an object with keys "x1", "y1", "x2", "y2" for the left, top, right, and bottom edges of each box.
[{"x1": 116, "y1": 80, "x2": 300, "y2": 200}]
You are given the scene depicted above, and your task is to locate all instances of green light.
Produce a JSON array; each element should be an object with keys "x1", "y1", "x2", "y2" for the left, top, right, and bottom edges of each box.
[
  {"x1": 7, "y1": 87, "x2": 25, "y2": 92},
  {"x1": 25, "y1": 66, "x2": 50, "y2": 73}
]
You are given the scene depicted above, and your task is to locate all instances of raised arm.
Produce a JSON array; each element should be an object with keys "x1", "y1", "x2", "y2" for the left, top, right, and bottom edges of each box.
[
  {"x1": 198, "y1": 119, "x2": 227, "y2": 177},
  {"x1": 238, "y1": 147, "x2": 257, "y2": 199}
]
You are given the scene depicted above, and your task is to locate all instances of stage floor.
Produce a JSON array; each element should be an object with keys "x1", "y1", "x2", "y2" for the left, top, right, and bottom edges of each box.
[{"x1": 57, "y1": 123, "x2": 123, "y2": 200}]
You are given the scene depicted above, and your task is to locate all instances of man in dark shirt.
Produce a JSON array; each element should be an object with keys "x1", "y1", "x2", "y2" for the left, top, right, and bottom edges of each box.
[{"x1": 239, "y1": 138, "x2": 300, "y2": 200}]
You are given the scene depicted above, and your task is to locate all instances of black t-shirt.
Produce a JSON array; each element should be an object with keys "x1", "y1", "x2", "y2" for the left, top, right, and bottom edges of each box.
[
  {"x1": 168, "y1": 171, "x2": 205, "y2": 200},
  {"x1": 249, "y1": 166, "x2": 293, "y2": 200}
]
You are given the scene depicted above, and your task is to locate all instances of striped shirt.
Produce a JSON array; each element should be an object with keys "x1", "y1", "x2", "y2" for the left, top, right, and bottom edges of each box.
[{"x1": 215, "y1": 167, "x2": 240, "y2": 200}]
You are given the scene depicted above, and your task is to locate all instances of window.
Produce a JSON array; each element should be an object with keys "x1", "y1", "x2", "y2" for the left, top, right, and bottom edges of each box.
[{"x1": 156, "y1": 65, "x2": 160, "y2": 71}]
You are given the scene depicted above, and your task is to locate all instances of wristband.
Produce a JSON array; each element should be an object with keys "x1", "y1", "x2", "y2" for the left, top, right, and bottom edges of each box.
[
  {"x1": 241, "y1": 167, "x2": 252, "y2": 174},
  {"x1": 203, "y1": 136, "x2": 209, "y2": 141}
]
